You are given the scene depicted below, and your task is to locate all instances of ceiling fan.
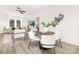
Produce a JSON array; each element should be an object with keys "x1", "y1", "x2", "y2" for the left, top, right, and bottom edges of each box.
[{"x1": 16, "y1": 7, "x2": 26, "y2": 14}]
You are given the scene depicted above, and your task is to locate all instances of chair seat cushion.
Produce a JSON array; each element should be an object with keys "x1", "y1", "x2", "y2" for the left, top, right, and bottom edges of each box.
[
  {"x1": 31, "y1": 36, "x2": 40, "y2": 41},
  {"x1": 41, "y1": 45, "x2": 55, "y2": 48},
  {"x1": 13, "y1": 29, "x2": 25, "y2": 33}
]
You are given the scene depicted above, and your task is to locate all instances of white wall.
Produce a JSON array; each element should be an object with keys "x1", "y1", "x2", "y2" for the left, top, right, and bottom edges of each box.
[
  {"x1": 35, "y1": 6, "x2": 79, "y2": 46},
  {"x1": 0, "y1": 13, "x2": 9, "y2": 33}
]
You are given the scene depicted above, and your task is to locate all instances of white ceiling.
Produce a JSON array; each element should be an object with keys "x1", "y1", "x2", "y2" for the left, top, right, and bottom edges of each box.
[{"x1": 0, "y1": 5, "x2": 53, "y2": 17}]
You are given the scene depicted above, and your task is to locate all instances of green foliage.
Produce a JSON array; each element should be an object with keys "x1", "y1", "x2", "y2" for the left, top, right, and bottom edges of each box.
[
  {"x1": 41, "y1": 21, "x2": 57, "y2": 27},
  {"x1": 41, "y1": 22, "x2": 46, "y2": 27},
  {"x1": 51, "y1": 21, "x2": 56, "y2": 27},
  {"x1": 41, "y1": 22, "x2": 51, "y2": 27},
  {"x1": 46, "y1": 22, "x2": 51, "y2": 27}
]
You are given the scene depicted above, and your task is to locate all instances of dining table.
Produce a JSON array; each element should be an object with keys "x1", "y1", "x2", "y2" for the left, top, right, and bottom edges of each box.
[{"x1": 35, "y1": 31, "x2": 55, "y2": 35}]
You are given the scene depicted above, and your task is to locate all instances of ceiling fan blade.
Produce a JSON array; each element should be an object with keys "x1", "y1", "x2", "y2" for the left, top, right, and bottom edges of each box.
[
  {"x1": 17, "y1": 6, "x2": 20, "y2": 9},
  {"x1": 16, "y1": 10, "x2": 19, "y2": 11},
  {"x1": 20, "y1": 11, "x2": 24, "y2": 14},
  {"x1": 21, "y1": 12, "x2": 23, "y2": 14},
  {"x1": 22, "y1": 11, "x2": 26, "y2": 12}
]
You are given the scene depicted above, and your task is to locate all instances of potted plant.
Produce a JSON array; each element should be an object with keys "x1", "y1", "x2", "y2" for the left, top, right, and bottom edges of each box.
[{"x1": 41, "y1": 21, "x2": 57, "y2": 32}]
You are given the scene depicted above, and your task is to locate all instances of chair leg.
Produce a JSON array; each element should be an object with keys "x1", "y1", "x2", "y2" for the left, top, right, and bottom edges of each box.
[
  {"x1": 24, "y1": 36, "x2": 26, "y2": 40},
  {"x1": 11, "y1": 33, "x2": 15, "y2": 44},
  {"x1": 53, "y1": 47, "x2": 55, "y2": 54},
  {"x1": 55, "y1": 40, "x2": 58, "y2": 46},
  {"x1": 59, "y1": 39, "x2": 62, "y2": 48},
  {"x1": 24, "y1": 33, "x2": 27, "y2": 40},
  {"x1": 28, "y1": 40, "x2": 31, "y2": 49},
  {"x1": 42, "y1": 49, "x2": 47, "y2": 54},
  {"x1": 42, "y1": 49, "x2": 44, "y2": 54},
  {"x1": 12, "y1": 36, "x2": 15, "y2": 44}
]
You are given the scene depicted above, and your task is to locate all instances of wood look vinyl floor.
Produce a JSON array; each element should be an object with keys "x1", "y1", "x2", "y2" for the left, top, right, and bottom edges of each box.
[{"x1": 0, "y1": 34, "x2": 79, "y2": 54}]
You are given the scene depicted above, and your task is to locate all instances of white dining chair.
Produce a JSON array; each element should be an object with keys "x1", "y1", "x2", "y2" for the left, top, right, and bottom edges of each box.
[
  {"x1": 54, "y1": 29, "x2": 62, "y2": 48},
  {"x1": 11, "y1": 29, "x2": 26, "y2": 44},
  {"x1": 40, "y1": 35, "x2": 56, "y2": 54},
  {"x1": 28, "y1": 30, "x2": 40, "y2": 48},
  {"x1": 49, "y1": 23, "x2": 62, "y2": 48},
  {"x1": 54, "y1": 20, "x2": 63, "y2": 48},
  {"x1": 49, "y1": 27, "x2": 62, "y2": 48}
]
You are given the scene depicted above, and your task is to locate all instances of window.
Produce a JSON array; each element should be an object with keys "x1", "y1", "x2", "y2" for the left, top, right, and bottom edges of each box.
[
  {"x1": 9, "y1": 20, "x2": 21, "y2": 29},
  {"x1": 17, "y1": 20, "x2": 21, "y2": 27},
  {"x1": 10, "y1": 20, "x2": 14, "y2": 28}
]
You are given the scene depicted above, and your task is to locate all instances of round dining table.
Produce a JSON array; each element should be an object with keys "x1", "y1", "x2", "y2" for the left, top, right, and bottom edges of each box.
[{"x1": 35, "y1": 31, "x2": 55, "y2": 35}]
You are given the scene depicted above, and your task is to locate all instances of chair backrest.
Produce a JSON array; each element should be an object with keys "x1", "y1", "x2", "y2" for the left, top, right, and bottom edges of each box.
[
  {"x1": 40, "y1": 35, "x2": 56, "y2": 45},
  {"x1": 28, "y1": 30, "x2": 36, "y2": 39},
  {"x1": 54, "y1": 30, "x2": 62, "y2": 39},
  {"x1": 31, "y1": 28, "x2": 37, "y2": 31},
  {"x1": 54, "y1": 20, "x2": 63, "y2": 39},
  {"x1": 13, "y1": 29, "x2": 26, "y2": 38}
]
